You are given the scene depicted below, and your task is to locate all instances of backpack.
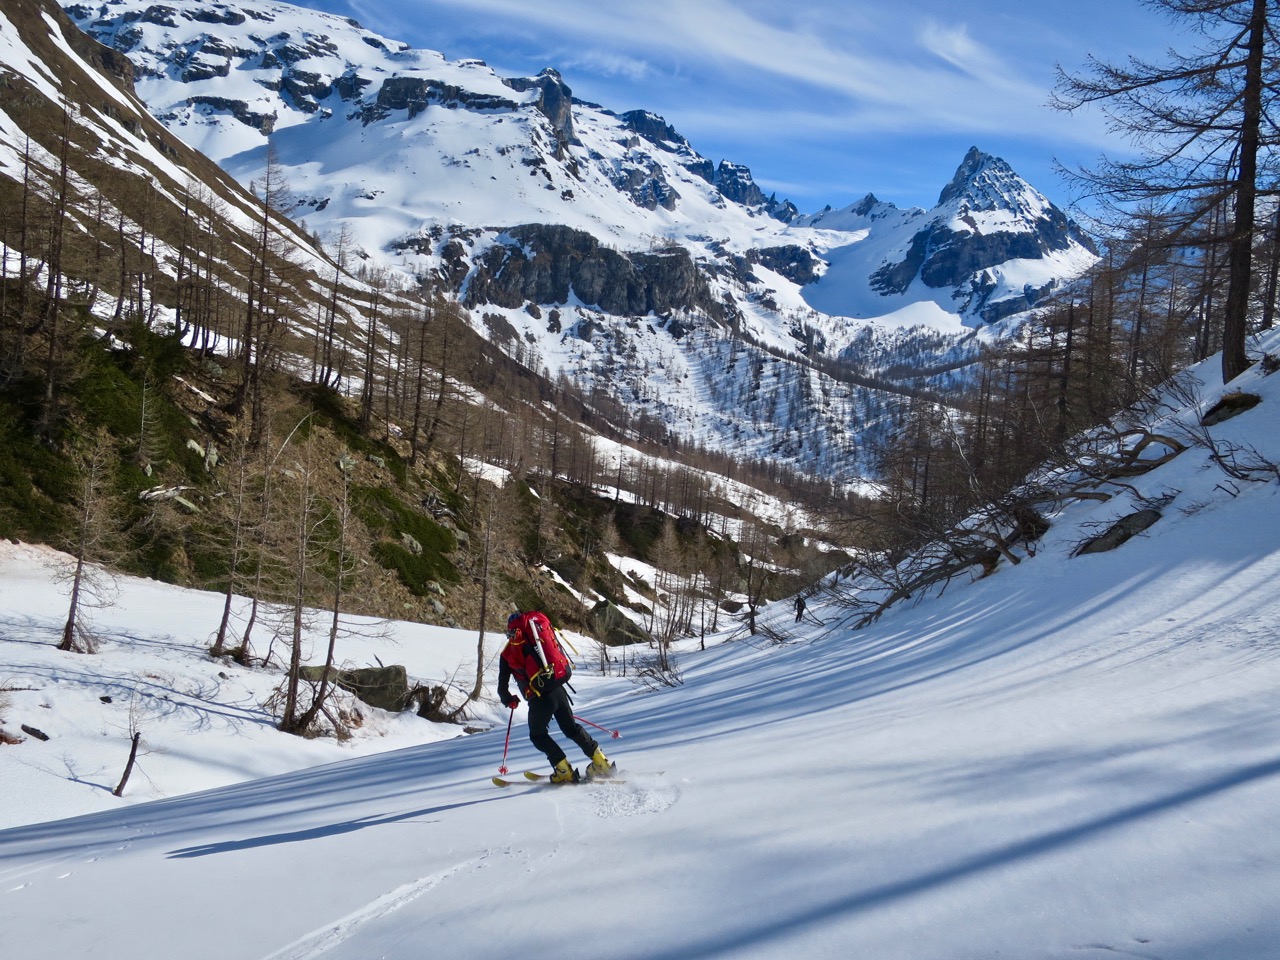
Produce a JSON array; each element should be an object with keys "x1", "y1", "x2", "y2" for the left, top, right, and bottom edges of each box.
[{"x1": 514, "y1": 611, "x2": 572, "y2": 685}]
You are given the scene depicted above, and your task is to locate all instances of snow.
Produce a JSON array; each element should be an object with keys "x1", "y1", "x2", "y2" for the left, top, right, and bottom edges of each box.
[
  {"x1": 5, "y1": 335, "x2": 1280, "y2": 958},
  {"x1": 0, "y1": 542, "x2": 490, "y2": 826}
]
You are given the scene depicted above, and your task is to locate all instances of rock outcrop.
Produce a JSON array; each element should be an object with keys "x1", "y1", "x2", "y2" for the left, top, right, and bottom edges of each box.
[
  {"x1": 590, "y1": 601, "x2": 654, "y2": 647},
  {"x1": 462, "y1": 224, "x2": 721, "y2": 320},
  {"x1": 503, "y1": 68, "x2": 576, "y2": 154}
]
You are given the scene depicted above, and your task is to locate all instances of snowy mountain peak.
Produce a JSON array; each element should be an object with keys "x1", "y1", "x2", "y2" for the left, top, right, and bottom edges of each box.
[
  {"x1": 800, "y1": 147, "x2": 1097, "y2": 326},
  {"x1": 503, "y1": 67, "x2": 576, "y2": 151},
  {"x1": 936, "y1": 145, "x2": 1032, "y2": 212},
  {"x1": 851, "y1": 193, "x2": 893, "y2": 217},
  {"x1": 797, "y1": 193, "x2": 909, "y2": 231}
]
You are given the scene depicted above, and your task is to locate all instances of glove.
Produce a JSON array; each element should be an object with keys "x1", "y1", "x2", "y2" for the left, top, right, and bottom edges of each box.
[
  {"x1": 529, "y1": 667, "x2": 553, "y2": 696},
  {"x1": 503, "y1": 694, "x2": 519, "y2": 709}
]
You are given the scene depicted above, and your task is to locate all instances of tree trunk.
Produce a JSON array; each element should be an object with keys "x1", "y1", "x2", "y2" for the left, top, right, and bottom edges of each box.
[
  {"x1": 112, "y1": 732, "x2": 142, "y2": 797},
  {"x1": 58, "y1": 554, "x2": 85, "y2": 652},
  {"x1": 1221, "y1": 0, "x2": 1267, "y2": 384}
]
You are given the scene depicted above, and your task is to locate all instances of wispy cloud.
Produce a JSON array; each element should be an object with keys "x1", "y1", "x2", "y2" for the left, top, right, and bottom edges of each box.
[
  {"x1": 555, "y1": 50, "x2": 654, "y2": 85},
  {"x1": 918, "y1": 20, "x2": 1002, "y2": 77},
  {"x1": 382, "y1": 1, "x2": 1056, "y2": 137}
]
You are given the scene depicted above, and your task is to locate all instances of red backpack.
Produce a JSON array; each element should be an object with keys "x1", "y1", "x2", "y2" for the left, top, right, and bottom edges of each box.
[{"x1": 506, "y1": 611, "x2": 573, "y2": 688}]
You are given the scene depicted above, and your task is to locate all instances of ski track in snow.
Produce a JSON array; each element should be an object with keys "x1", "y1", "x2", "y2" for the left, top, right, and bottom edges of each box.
[
  {"x1": 257, "y1": 855, "x2": 489, "y2": 960},
  {"x1": 514, "y1": 772, "x2": 680, "y2": 819},
  {"x1": 584, "y1": 775, "x2": 679, "y2": 818}
]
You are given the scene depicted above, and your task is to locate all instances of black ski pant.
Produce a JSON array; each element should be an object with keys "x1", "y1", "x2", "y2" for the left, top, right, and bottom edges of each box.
[{"x1": 527, "y1": 684, "x2": 597, "y2": 767}]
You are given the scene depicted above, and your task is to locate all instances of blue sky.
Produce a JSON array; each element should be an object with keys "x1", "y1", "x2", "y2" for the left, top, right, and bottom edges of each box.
[{"x1": 305, "y1": 0, "x2": 1187, "y2": 216}]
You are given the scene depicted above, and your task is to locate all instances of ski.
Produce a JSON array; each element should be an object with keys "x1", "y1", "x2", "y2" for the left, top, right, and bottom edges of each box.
[
  {"x1": 533, "y1": 768, "x2": 629, "y2": 784},
  {"x1": 492, "y1": 771, "x2": 627, "y2": 787},
  {"x1": 491, "y1": 772, "x2": 574, "y2": 787}
]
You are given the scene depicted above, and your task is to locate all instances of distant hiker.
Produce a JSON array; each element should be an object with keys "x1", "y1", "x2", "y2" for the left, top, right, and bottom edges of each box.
[
  {"x1": 498, "y1": 610, "x2": 615, "y2": 783},
  {"x1": 794, "y1": 595, "x2": 806, "y2": 623}
]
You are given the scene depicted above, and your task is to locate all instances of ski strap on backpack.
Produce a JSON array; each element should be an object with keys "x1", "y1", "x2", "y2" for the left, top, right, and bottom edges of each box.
[{"x1": 554, "y1": 627, "x2": 579, "y2": 658}]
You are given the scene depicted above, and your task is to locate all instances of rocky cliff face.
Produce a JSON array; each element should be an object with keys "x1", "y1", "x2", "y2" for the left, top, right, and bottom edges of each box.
[
  {"x1": 502, "y1": 68, "x2": 577, "y2": 157},
  {"x1": 461, "y1": 225, "x2": 722, "y2": 321},
  {"x1": 361, "y1": 77, "x2": 519, "y2": 124},
  {"x1": 713, "y1": 161, "x2": 799, "y2": 223}
]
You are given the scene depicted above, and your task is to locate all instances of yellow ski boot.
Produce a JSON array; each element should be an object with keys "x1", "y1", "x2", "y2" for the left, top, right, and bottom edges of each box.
[
  {"x1": 587, "y1": 747, "x2": 616, "y2": 780},
  {"x1": 550, "y1": 758, "x2": 579, "y2": 784}
]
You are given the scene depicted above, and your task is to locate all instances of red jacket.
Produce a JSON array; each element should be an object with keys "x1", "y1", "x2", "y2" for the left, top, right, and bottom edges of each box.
[{"x1": 499, "y1": 636, "x2": 542, "y2": 697}]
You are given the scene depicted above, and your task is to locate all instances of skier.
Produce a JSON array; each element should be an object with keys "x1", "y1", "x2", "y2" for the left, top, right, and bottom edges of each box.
[
  {"x1": 794, "y1": 595, "x2": 806, "y2": 623},
  {"x1": 498, "y1": 610, "x2": 615, "y2": 783}
]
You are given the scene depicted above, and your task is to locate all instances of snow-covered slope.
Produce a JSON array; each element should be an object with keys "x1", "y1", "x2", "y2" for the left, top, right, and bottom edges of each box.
[
  {"x1": 0, "y1": 542, "x2": 485, "y2": 825},
  {"x1": 3, "y1": 331, "x2": 1280, "y2": 958},
  {"x1": 55, "y1": 0, "x2": 1098, "y2": 481}
]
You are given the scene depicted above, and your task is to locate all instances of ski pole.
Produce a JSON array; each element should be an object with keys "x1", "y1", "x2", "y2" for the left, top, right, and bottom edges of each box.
[
  {"x1": 574, "y1": 714, "x2": 621, "y2": 739},
  {"x1": 498, "y1": 705, "x2": 515, "y2": 774}
]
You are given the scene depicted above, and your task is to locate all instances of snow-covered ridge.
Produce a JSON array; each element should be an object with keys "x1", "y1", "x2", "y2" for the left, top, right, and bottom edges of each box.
[
  {"x1": 0, "y1": 0, "x2": 360, "y2": 379},
  {"x1": 59, "y1": 0, "x2": 790, "y2": 241}
]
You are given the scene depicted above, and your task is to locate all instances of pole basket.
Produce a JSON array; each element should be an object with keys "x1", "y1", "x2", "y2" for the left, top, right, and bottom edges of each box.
[{"x1": 575, "y1": 714, "x2": 622, "y2": 739}]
